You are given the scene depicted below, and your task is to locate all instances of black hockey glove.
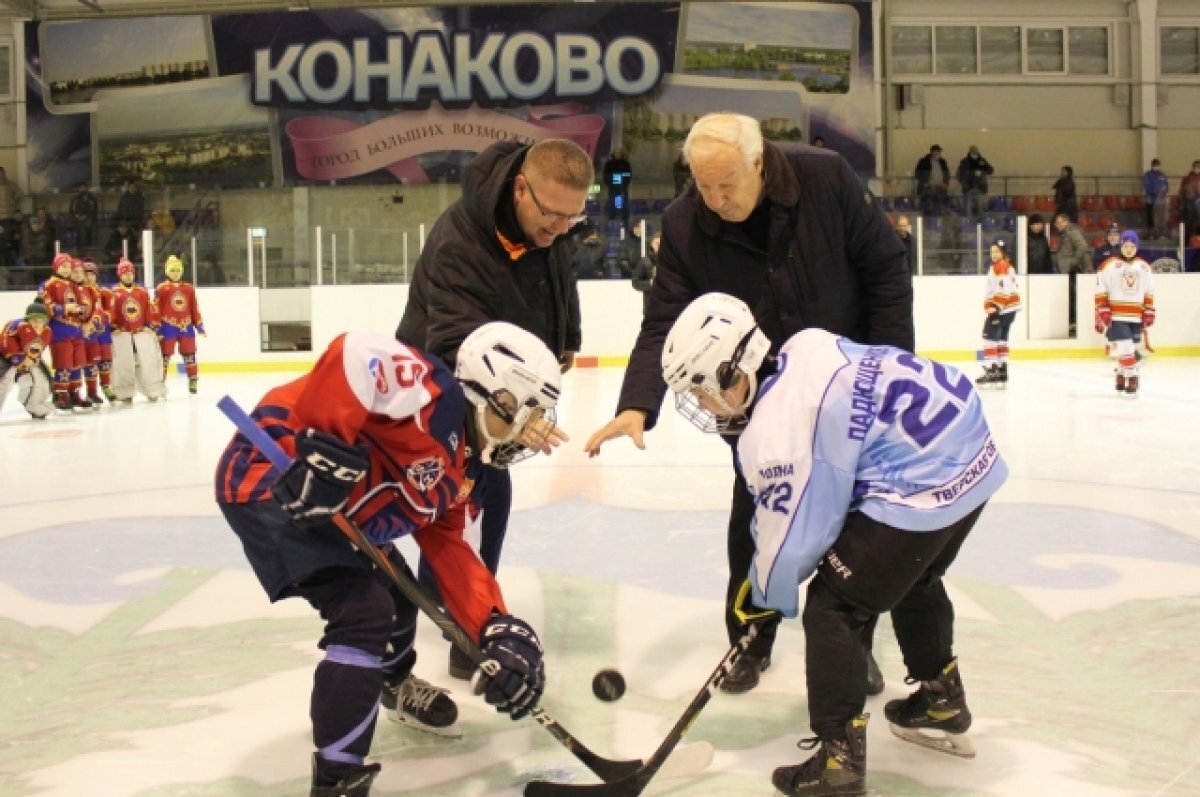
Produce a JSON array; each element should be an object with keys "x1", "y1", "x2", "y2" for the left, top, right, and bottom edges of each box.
[
  {"x1": 271, "y1": 428, "x2": 368, "y2": 529},
  {"x1": 474, "y1": 614, "x2": 545, "y2": 720},
  {"x1": 732, "y1": 578, "x2": 783, "y2": 629}
]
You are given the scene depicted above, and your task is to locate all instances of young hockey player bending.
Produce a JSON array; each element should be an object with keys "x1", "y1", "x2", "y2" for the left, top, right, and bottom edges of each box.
[
  {"x1": 1095, "y1": 230, "x2": 1155, "y2": 397},
  {"x1": 215, "y1": 322, "x2": 566, "y2": 797},
  {"x1": 0, "y1": 302, "x2": 54, "y2": 419},
  {"x1": 661, "y1": 293, "x2": 1008, "y2": 797}
]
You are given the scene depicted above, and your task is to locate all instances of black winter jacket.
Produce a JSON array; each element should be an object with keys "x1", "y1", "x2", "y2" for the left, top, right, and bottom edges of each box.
[
  {"x1": 396, "y1": 141, "x2": 582, "y2": 365},
  {"x1": 618, "y1": 142, "x2": 914, "y2": 428}
]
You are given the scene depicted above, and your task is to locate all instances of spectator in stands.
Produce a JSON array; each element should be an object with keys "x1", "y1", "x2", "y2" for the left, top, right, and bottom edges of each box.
[
  {"x1": 105, "y1": 222, "x2": 139, "y2": 264},
  {"x1": 1054, "y1": 211, "x2": 1091, "y2": 335},
  {"x1": 0, "y1": 211, "x2": 20, "y2": 278},
  {"x1": 1053, "y1": 166, "x2": 1078, "y2": 222},
  {"x1": 69, "y1": 182, "x2": 99, "y2": 251},
  {"x1": 572, "y1": 225, "x2": 605, "y2": 279},
  {"x1": 934, "y1": 207, "x2": 964, "y2": 274},
  {"x1": 1177, "y1": 160, "x2": 1200, "y2": 244},
  {"x1": 21, "y1": 208, "x2": 54, "y2": 273},
  {"x1": 915, "y1": 144, "x2": 950, "y2": 217},
  {"x1": 1142, "y1": 158, "x2": 1170, "y2": 238},
  {"x1": 956, "y1": 145, "x2": 994, "y2": 224},
  {"x1": 1093, "y1": 222, "x2": 1122, "y2": 270},
  {"x1": 894, "y1": 215, "x2": 915, "y2": 275},
  {"x1": 0, "y1": 168, "x2": 22, "y2": 222},
  {"x1": 812, "y1": 135, "x2": 827, "y2": 148},
  {"x1": 116, "y1": 179, "x2": 146, "y2": 233},
  {"x1": 1026, "y1": 213, "x2": 1056, "y2": 274}
]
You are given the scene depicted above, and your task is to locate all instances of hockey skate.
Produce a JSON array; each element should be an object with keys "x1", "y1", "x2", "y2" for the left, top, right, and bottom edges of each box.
[
  {"x1": 382, "y1": 673, "x2": 462, "y2": 738},
  {"x1": 884, "y1": 658, "x2": 975, "y2": 758},
  {"x1": 310, "y1": 754, "x2": 381, "y2": 797},
  {"x1": 70, "y1": 393, "x2": 95, "y2": 412},
  {"x1": 102, "y1": 386, "x2": 116, "y2": 402},
  {"x1": 974, "y1": 364, "x2": 1000, "y2": 389},
  {"x1": 995, "y1": 362, "x2": 1008, "y2": 388},
  {"x1": 1115, "y1": 374, "x2": 1126, "y2": 393},
  {"x1": 88, "y1": 391, "x2": 105, "y2": 407},
  {"x1": 53, "y1": 393, "x2": 71, "y2": 412},
  {"x1": 721, "y1": 652, "x2": 770, "y2": 694},
  {"x1": 771, "y1": 714, "x2": 868, "y2": 797},
  {"x1": 1124, "y1": 375, "x2": 1139, "y2": 397},
  {"x1": 865, "y1": 650, "x2": 885, "y2": 697},
  {"x1": 188, "y1": 378, "x2": 198, "y2": 395}
]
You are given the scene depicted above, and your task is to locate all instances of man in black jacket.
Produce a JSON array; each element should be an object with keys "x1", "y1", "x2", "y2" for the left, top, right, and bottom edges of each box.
[
  {"x1": 584, "y1": 112, "x2": 913, "y2": 694},
  {"x1": 396, "y1": 137, "x2": 590, "y2": 680}
]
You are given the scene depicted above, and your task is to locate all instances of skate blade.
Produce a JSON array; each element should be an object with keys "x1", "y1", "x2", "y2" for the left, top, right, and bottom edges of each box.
[
  {"x1": 389, "y1": 709, "x2": 464, "y2": 739},
  {"x1": 888, "y1": 723, "x2": 976, "y2": 758}
]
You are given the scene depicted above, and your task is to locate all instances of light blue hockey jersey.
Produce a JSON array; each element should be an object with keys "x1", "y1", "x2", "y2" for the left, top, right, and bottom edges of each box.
[{"x1": 738, "y1": 328, "x2": 1008, "y2": 617}]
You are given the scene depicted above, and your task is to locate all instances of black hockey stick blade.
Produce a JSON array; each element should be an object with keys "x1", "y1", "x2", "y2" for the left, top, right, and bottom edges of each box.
[
  {"x1": 524, "y1": 627, "x2": 758, "y2": 797},
  {"x1": 218, "y1": 395, "x2": 641, "y2": 783}
]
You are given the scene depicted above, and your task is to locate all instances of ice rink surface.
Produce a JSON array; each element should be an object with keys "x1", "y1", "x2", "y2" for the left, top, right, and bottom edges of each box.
[{"x1": 2, "y1": 357, "x2": 1199, "y2": 797}]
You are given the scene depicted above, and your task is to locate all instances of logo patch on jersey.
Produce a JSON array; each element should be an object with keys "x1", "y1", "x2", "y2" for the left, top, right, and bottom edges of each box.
[
  {"x1": 368, "y1": 357, "x2": 389, "y2": 395},
  {"x1": 406, "y1": 456, "x2": 445, "y2": 491},
  {"x1": 447, "y1": 431, "x2": 459, "y2": 451},
  {"x1": 1123, "y1": 271, "x2": 1139, "y2": 289}
]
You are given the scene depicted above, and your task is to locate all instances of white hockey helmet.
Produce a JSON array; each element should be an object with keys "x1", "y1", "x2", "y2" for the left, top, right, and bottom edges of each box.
[
  {"x1": 455, "y1": 322, "x2": 562, "y2": 468},
  {"x1": 661, "y1": 293, "x2": 770, "y2": 434}
]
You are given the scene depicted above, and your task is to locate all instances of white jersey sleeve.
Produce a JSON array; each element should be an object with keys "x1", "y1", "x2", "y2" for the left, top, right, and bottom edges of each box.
[{"x1": 737, "y1": 329, "x2": 1008, "y2": 617}]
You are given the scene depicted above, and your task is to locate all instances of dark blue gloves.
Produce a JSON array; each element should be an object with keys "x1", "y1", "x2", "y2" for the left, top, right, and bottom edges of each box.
[
  {"x1": 475, "y1": 614, "x2": 545, "y2": 720},
  {"x1": 271, "y1": 428, "x2": 368, "y2": 528}
]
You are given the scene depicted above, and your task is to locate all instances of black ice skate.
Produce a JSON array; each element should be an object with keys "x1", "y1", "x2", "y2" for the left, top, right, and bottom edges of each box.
[
  {"x1": 720, "y1": 652, "x2": 770, "y2": 694},
  {"x1": 382, "y1": 673, "x2": 461, "y2": 738},
  {"x1": 70, "y1": 393, "x2": 95, "y2": 411},
  {"x1": 772, "y1": 714, "x2": 868, "y2": 797},
  {"x1": 865, "y1": 650, "x2": 885, "y2": 697},
  {"x1": 310, "y1": 754, "x2": 381, "y2": 797},
  {"x1": 974, "y1": 364, "x2": 999, "y2": 388},
  {"x1": 995, "y1": 362, "x2": 1008, "y2": 387},
  {"x1": 1115, "y1": 374, "x2": 1126, "y2": 392},
  {"x1": 1124, "y1": 375, "x2": 1139, "y2": 397},
  {"x1": 884, "y1": 658, "x2": 975, "y2": 758}
]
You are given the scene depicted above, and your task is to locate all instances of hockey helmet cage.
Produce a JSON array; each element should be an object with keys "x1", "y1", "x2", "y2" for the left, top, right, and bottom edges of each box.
[
  {"x1": 82, "y1": 259, "x2": 98, "y2": 275},
  {"x1": 117, "y1": 258, "x2": 136, "y2": 278},
  {"x1": 52, "y1": 252, "x2": 73, "y2": 272},
  {"x1": 661, "y1": 292, "x2": 770, "y2": 435},
  {"x1": 455, "y1": 322, "x2": 562, "y2": 468}
]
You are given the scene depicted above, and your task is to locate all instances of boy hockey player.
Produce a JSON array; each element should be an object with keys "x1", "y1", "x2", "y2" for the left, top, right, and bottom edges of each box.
[
  {"x1": 0, "y1": 302, "x2": 54, "y2": 419},
  {"x1": 81, "y1": 258, "x2": 115, "y2": 403},
  {"x1": 1095, "y1": 230, "x2": 1155, "y2": 396},
  {"x1": 156, "y1": 255, "x2": 205, "y2": 394},
  {"x1": 661, "y1": 293, "x2": 1008, "y2": 797},
  {"x1": 215, "y1": 322, "x2": 566, "y2": 797},
  {"x1": 977, "y1": 240, "x2": 1020, "y2": 387},
  {"x1": 110, "y1": 258, "x2": 165, "y2": 402},
  {"x1": 39, "y1": 252, "x2": 91, "y2": 411}
]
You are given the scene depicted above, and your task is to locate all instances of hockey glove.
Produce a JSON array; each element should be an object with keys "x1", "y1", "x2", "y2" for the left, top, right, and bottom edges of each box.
[
  {"x1": 1142, "y1": 308, "x2": 1155, "y2": 328},
  {"x1": 732, "y1": 579, "x2": 783, "y2": 629},
  {"x1": 1095, "y1": 306, "x2": 1112, "y2": 334},
  {"x1": 474, "y1": 614, "x2": 545, "y2": 721},
  {"x1": 984, "y1": 302, "x2": 1000, "y2": 315},
  {"x1": 270, "y1": 428, "x2": 368, "y2": 528}
]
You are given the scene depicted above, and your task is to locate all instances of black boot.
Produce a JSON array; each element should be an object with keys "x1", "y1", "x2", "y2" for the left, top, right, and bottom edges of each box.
[
  {"x1": 310, "y1": 754, "x2": 380, "y2": 797},
  {"x1": 772, "y1": 715, "x2": 868, "y2": 796},
  {"x1": 865, "y1": 650, "x2": 884, "y2": 697},
  {"x1": 720, "y1": 652, "x2": 770, "y2": 694}
]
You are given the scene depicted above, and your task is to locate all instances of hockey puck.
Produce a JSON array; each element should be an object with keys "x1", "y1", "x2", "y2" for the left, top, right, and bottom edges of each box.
[{"x1": 592, "y1": 669, "x2": 626, "y2": 702}]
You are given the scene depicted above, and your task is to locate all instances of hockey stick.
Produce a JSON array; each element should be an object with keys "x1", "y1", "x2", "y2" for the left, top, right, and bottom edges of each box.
[
  {"x1": 524, "y1": 624, "x2": 759, "y2": 797},
  {"x1": 216, "y1": 395, "x2": 641, "y2": 783}
]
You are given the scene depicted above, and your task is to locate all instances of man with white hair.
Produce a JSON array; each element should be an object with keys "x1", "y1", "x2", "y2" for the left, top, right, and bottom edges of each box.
[{"x1": 585, "y1": 112, "x2": 913, "y2": 694}]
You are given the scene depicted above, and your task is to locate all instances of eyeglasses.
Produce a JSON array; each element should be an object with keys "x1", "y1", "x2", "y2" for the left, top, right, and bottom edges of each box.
[{"x1": 521, "y1": 174, "x2": 587, "y2": 226}]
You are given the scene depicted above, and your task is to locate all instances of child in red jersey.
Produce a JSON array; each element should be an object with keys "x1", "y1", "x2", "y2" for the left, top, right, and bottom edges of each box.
[{"x1": 0, "y1": 302, "x2": 54, "y2": 419}]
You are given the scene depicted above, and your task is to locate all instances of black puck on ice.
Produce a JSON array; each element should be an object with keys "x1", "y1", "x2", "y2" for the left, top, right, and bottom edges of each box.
[{"x1": 592, "y1": 669, "x2": 626, "y2": 702}]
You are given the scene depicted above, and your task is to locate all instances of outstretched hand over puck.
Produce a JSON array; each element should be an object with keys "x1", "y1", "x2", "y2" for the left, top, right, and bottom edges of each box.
[{"x1": 592, "y1": 669, "x2": 626, "y2": 702}]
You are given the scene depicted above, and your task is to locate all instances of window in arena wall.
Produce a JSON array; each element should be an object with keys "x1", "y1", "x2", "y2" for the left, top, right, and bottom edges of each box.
[
  {"x1": 891, "y1": 23, "x2": 1108, "y2": 78},
  {"x1": 935, "y1": 26, "x2": 978, "y2": 74},
  {"x1": 1026, "y1": 28, "x2": 1066, "y2": 74},
  {"x1": 1070, "y1": 27, "x2": 1110, "y2": 75},
  {"x1": 981, "y1": 26, "x2": 1021, "y2": 74},
  {"x1": 1161, "y1": 26, "x2": 1200, "y2": 75},
  {"x1": 892, "y1": 25, "x2": 933, "y2": 74}
]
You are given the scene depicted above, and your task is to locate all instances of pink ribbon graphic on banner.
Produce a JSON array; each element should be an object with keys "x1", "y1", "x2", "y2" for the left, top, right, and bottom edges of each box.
[{"x1": 284, "y1": 104, "x2": 605, "y2": 183}]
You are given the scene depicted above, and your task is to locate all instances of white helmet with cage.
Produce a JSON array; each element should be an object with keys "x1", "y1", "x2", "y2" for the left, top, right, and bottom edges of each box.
[
  {"x1": 661, "y1": 293, "x2": 771, "y2": 434},
  {"x1": 455, "y1": 322, "x2": 562, "y2": 468}
]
